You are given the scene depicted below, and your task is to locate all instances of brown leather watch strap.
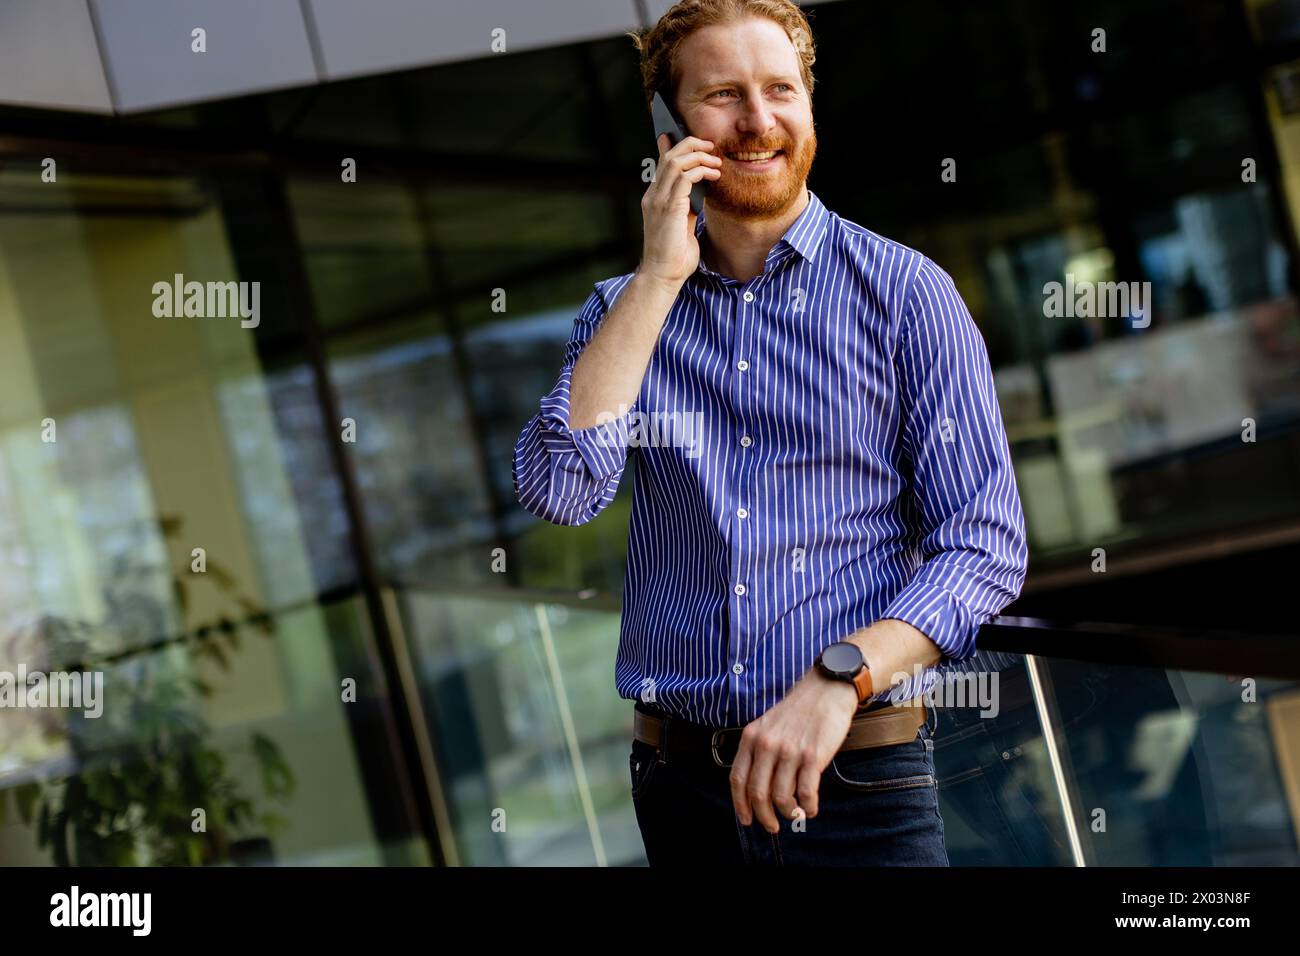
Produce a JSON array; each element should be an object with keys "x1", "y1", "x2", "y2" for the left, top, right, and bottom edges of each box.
[{"x1": 851, "y1": 665, "x2": 874, "y2": 705}]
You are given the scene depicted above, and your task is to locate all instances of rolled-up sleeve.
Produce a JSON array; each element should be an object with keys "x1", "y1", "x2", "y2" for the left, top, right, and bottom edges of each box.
[
  {"x1": 880, "y1": 257, "x2": 1029, "y2": 663},
  {"x1": 512, "y1": 282, "x2": 641, "y2": 526}
]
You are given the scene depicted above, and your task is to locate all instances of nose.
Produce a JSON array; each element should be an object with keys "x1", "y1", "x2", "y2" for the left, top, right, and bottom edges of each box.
[{"x1": 737, "y1": 97, "x2": 776, "y2": 139}]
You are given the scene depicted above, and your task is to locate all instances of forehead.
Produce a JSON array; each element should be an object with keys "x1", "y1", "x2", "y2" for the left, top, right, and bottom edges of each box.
[{"x1": 675, "y1": 17, "x2": 800, "y2": 89}]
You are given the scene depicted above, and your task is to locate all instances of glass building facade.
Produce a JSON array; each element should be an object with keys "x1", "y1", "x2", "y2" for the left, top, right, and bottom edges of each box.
[{"x1": 1, "y1": 0, "x2": 1299, "y2": 866}]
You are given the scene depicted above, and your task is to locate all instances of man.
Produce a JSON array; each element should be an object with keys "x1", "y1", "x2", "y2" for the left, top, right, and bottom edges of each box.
[{"x1": 513, "y1": 0, "x2": 1028, "y2": 866}]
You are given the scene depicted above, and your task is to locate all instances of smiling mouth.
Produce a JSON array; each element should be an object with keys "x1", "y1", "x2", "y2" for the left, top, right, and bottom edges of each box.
[{"x1": 727, "y1": 149, "x2": 784, "y2": 164}]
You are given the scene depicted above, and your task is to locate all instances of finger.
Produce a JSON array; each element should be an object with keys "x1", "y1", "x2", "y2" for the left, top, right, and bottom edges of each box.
[
  {"x1": 657, "y1": 140, "x2": 717, "y2": 183},
  {"x1": 657, "y1": 152, "x2": 721, "y2": 195},
  {"x1": 746, "y1": 745, "x2": 781, "y2": 834},
  {"x1": 668, "y1": 148, "x2": 724, "y2": 168},
  {"x1": 665, "y1": 135, "x2": 714, "y2": 156},
  {"x1": 667, "y1": 165, "x2": 720, "y2": 206},
  {"x1": 648, "y1": 159, "x2": 713, "y2": 213},
  {"x1": 655, "y1": 136, "x2": 717, "y2": 166},
  {"x1": 730, "y1": 736, "x2": 755, "y2": 825},
  {"x1": 664, "y1": 153, "x2": 723, "y2": 188},
  {"x1": 796, "y1": 762, "x2": 821, "y2": 819},
  {"x1": 769, "y1": 752, "x2": 801, "y2": 824}
]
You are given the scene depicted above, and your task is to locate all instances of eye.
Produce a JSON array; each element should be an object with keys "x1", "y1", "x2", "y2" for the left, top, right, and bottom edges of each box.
[
  {"x1": 710, "y1": 89, "x2": 735, "y2": 99},
  {"x1": 774, "y1": 84, "x2": 794, "y2": 93}
]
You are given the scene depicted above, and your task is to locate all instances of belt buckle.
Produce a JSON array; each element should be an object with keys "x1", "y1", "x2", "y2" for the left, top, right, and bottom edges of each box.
[{"x1": 710, "y1": 727, "x2": 738, "y2": 768}]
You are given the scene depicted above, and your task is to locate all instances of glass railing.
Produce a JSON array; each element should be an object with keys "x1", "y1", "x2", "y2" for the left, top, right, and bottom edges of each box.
[
  {"x1": 390, "y1": 584, "x2": 1300, "y2": 867},
  {"x1": 4, "y1": 579, "x2": 1295, "y2": 867},
  {"x1": 387, "y1": 584, "x2": 635, "y2": 865},
  {"x1": 930, "y1": 652, "x2": 1299, "y2": 865},
  {"x1": 939, "y1": 620, "x2": 1300, "y2": 865}
]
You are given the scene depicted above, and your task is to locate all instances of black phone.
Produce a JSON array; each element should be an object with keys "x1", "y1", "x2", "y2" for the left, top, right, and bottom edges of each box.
[{"x1": 651, "y1": 90, "x2": 707, "y2": 216}]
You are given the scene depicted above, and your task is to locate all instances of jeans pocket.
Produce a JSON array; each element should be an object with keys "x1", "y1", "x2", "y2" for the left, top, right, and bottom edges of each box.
[
  {"x1": 829, "y1": 730, "x2": 937, "y2": 792},
  {"x1": 629, "y1": 741, "x2": 662, "y2": 800}
]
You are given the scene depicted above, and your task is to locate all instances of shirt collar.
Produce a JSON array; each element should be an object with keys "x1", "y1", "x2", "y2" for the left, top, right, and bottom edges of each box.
[{"x1": 693, "y1": 187, "x2": 830, "y2": 271}]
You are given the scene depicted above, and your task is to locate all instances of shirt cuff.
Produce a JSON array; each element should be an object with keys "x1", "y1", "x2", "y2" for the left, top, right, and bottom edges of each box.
[
  {"x1": 538, "y1": 365, "x2": 639, "y2": 482},
  {"x1": 880, "y1": 580, "x2": 978, "y2": 663}
]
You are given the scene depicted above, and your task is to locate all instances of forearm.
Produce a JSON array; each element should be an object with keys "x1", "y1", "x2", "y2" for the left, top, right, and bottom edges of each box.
[
  {"x1": 844, "y1": 618, "x2": 943, "y2": 699},
  {"x1": 568, "y1": 270, "x2": 681, "y2": 429}
]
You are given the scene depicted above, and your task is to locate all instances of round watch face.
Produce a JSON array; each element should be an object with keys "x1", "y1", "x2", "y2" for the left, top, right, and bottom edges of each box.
[{"x1": 820, "y1": 642, "x2": 862, "y2": 676}]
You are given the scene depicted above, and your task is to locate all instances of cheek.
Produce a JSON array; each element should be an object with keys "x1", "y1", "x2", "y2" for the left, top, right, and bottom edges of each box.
[
  {"x1": 782, "y1": 119, "x2": 813, "y2": 146},
  {"x1": 794, "y1": 129, "x2": 817, "y2": 158},
  {"x1": 691, "y1": 115, "x2": 727, "y2": 140}
]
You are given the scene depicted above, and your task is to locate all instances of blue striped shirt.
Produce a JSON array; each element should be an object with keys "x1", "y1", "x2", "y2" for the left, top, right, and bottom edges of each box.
[{"x1": 513, "y1": 189, "x2": 1028, "y2": 728}]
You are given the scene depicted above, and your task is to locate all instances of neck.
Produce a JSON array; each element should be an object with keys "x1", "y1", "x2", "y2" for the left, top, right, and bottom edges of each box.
[{"x1": 702, "y1": 185, "x2": 809, "y2": 282}]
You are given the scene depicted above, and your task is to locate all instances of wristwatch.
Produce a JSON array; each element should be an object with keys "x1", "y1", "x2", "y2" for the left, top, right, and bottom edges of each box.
[{"x1": 815, "y1": 641, "x2": 874, "y2": 705}]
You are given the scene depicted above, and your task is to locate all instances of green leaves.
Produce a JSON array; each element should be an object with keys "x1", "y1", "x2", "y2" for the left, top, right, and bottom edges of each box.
[
  {"x1": 7, "y1": 512, "x2": 294, "y2": 867},
  {"x1": 252, "y1": 733, "x2": 296, "y2": 799}
]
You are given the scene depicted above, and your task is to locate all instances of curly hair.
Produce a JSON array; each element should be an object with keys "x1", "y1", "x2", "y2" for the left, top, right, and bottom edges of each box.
[{"x1": 626, "y1": 0, "x2": 817, "y2": 113}]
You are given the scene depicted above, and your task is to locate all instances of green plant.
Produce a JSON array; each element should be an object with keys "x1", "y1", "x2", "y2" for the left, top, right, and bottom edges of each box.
[{"x1": 0, "y1": 516, "x2": 295, "y2": 865}]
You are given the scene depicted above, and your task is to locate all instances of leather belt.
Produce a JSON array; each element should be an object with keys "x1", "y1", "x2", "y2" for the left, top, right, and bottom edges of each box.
[{"x1": 634, "y1": 697, "x2": 928, "y2": 769}]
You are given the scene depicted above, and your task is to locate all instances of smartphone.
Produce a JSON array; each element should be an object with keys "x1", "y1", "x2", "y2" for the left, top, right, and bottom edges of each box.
[{"x1": 651, "y1": 90, "x2": 707, "y2": 216}]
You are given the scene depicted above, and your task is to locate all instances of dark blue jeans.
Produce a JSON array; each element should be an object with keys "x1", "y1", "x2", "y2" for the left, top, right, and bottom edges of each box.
[{"x1": 629, "y1": 703, "x2": 949, "y2": 865}]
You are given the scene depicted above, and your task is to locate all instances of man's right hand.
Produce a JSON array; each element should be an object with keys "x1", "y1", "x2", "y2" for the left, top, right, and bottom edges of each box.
[{"x1": 638, "y1": 132, "x2": 722, "y2": 287}]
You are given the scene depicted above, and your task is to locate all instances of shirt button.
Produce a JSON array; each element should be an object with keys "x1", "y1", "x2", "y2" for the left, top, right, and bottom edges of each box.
[
  {"x1": 742, "y1": 291, "x2": 755, "y2": 302},
  {"x1": 733, "y1": 583, "x2": 746, "y2": 596},
  {"x1": 736, "y1": 507, "x2": 748, "y2": 519},
  {"x1": 736, "y1": 359, "x2": 749, "y2": 371},
  {"x1": 739, "y1": 435, "x2": 752, "y2": 447},
  {"x1": 732, "y1": 663, "x2": 745, "y2": 675}
]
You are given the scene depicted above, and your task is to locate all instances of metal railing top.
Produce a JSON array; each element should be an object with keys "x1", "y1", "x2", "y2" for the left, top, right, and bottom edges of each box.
[{"x1": 24, "y1": 580, "x2": 1298, "y2": 680}]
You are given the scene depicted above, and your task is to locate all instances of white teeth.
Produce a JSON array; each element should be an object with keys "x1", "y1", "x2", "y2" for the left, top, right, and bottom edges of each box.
[{"x1": 731, "y1": 151, "x2": 779, "y2": 161}]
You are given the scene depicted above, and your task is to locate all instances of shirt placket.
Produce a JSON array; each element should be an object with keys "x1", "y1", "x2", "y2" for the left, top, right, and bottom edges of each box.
[{"x1": 727, "y1": 276, "x2": 761, "y2": 725}]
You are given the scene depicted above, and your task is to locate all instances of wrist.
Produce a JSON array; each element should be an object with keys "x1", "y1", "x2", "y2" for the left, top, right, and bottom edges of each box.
[
  {"x1": 815, "y1": 640, "x2": 874, "y2": 707},
  {"x1": 819, "y1": 671, "x2": 860, "y2": 713},
  {"x1": 634, "y1": 264, "x2": 685, "y2": 297}
]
